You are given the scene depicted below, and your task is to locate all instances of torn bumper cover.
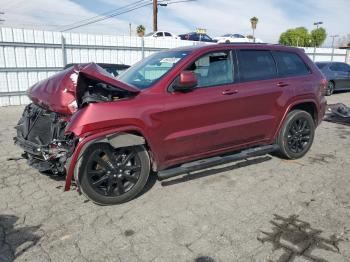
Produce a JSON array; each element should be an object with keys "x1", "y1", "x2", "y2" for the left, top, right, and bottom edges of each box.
[{"x1": 324, "y1": 103, "x2": 350, "y2": 126}]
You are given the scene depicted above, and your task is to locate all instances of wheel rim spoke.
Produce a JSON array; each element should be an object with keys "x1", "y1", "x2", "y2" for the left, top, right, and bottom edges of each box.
[
  {"x1": 116, "y1": 178, "x2": 125, "y2": 195},
  {"x1": 103, "y1": 148, "x2": 118, "y2": 168},
  {"x1": 92, "y1": 155, "x2": 111, "y2": 171},
  {"x1": 92, "y1": 174, "x2": 109, "y2": 186},
  {"x1": 123, "y1": 174, "x2": 138, "y2": 184},
  {"x1": 106, "y1": 180, "x2": 115, "y2": 195},
  {"x1": 124, "y1": 165, "x2": 141, "y2": 172},
  {"x1": 122, "y1": 151, "x2": 135, "y2": 165}
]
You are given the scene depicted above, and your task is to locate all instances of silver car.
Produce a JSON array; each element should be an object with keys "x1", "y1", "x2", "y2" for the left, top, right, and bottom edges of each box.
[{"x1": 316, "y1": 62, "x2": 350, "y2": 96}]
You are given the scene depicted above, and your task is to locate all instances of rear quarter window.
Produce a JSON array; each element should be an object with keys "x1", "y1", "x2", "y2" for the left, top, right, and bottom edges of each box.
[
  {"x1": 273, "y1": 51, "x2": 310, "y2": 77},
  {"x1": 237, "y1": 50, "x2": 277, "y2": 81}
]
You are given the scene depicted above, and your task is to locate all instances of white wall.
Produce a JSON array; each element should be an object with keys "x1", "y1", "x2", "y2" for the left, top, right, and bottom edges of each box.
[{"x1": 0, "y1": 27, "x2": 348, "y2": 106}]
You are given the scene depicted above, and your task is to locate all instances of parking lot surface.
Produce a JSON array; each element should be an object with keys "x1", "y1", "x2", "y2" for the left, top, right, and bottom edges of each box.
[{"x1": 1, "y1": 93, "x2": 350, "y2": 262}]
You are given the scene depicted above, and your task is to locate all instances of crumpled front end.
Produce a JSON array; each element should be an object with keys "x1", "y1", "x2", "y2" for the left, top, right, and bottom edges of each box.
[
  {"x1": 14, "y1": 62, "x2": 140, "y2": 175},
  {"x1": 14, "y1": 103, "x2": 77, "y2": 174}
]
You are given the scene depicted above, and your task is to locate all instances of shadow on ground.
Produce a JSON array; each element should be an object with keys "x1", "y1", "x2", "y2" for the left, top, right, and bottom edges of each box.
[
  {"x1": 257, "y1": 214, "x2": 349, "y2": 262},
  {"x1": 0, "y1": 215, "x2": 42, "y2": 262},
  {"x1": 160, "y1": 155, "x2": 272, "y2": 187}
]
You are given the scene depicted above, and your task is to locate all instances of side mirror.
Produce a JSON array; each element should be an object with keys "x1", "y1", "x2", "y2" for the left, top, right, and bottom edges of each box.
[{"x1": 173, "y1": 71, "x2": 198, "y2": 92}]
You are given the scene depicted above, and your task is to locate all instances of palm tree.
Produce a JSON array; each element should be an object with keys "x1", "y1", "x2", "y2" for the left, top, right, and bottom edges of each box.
[
  {"x1": 136, "y1": 25, "x2": 146, "y2": 37},
  {"x1": 250, "y1": 16, "x2": 259, "y2": 43}
]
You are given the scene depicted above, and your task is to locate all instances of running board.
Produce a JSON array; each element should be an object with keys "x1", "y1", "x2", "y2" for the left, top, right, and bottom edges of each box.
[{"x1": 157, "y1": 144, "x2": 279, "y2": 180}]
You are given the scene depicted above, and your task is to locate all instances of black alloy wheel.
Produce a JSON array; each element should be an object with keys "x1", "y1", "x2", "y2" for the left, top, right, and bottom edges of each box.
[
  {"x1": 80, "y1": 143, "x2": 150, "y2": 205},
  {"x1": 277, "y1": 110, "x2": 315, "y2": 159},
  {"x1": 286, "y1": 118, "x2": 311, "y2": 154}
]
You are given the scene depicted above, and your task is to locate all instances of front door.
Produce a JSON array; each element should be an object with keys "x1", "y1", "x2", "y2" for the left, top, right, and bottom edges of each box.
[{"x1": 158, "y1": 50, "x2": 240, "y2": 165}]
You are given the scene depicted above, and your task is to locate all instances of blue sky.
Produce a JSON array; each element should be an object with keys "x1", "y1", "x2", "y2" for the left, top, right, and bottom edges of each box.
[{"x1": 1, "y1": 0, "x2": 349, "y2": 45}]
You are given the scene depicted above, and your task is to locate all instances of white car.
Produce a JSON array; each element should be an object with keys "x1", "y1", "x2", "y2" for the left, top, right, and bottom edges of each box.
[
  {"x1": 214, "y1": 33, "x2": 264, "y2": 43},
  {"x1": 144, "y1": 31, "x2": 179, "y2": 40}
]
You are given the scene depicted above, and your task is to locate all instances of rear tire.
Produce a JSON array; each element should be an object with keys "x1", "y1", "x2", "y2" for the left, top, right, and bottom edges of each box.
[
  {"x1": 326, "y1": 81, "x2": 335, "y2": 96},
  {"x1": 276, "y1": 110, "x2": 315, "y2": 159},
  {"x1": 79, "y1": 143, "x2": 150, "y2": 205}
]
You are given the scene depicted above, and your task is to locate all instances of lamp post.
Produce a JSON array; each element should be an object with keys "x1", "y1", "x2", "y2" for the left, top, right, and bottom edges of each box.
[
  {"x1": 312, "y1": 21, "x2": 323, "y2": 61},
  {"x1": 330, "y1": 34, "x2": 339, "y2": 61}
]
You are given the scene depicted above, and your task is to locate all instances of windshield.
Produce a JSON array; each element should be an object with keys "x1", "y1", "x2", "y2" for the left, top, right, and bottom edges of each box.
[{"x1": 118, "y1": 50, "x2": 191, "y2": 89}]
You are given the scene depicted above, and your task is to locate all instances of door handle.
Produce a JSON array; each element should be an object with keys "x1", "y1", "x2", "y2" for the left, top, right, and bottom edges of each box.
[
  {"x1": 277, "y1": 82, "x2": 289, "y2": 87},
  {"x1": 222, "y1": 89, "x2": 238, "y2": 95}
]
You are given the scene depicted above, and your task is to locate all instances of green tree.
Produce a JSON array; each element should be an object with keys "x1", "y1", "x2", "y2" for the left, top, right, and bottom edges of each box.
[
  {"x1": 250, "y1": 16, "x2": 259, "y2": 42},
  {"x1": 279, "y1": 27, "x2": 312, "y2": 47},
  {"x1": 136, "y1": 25, "x2": 146, "y2": 37},
  {"x1": 310, "y1": 27, "x2": 326, "y2": 47}
]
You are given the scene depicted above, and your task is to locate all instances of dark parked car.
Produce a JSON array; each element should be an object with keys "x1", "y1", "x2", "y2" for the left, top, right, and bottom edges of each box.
[
  {"x1": 15, "y1": 44, "x2": 327, "y2": 205},
  {"x1": 315, "y1": 61, "x2": 350, "y2": 95},
  {"x1": 178, "y1": 32, "x2": 215, "y2": 42},
  {"x1": 64, "y1": 63, "x2": 129, "y2": 77}
]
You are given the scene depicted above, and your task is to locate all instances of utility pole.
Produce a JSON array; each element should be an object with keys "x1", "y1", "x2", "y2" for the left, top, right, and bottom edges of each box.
[
  {"x1": 0, "y1": 11, "x2": 5, "y2": 24},
  {"x1": 330, "y1": 34, "x2": 339, "y2": 61},
  {"x1": 153, "y1": 0, "x2": 158, "y2": 32},
  {"x1": 129, "y1": 22, "x2": 132, "y2": 37}
]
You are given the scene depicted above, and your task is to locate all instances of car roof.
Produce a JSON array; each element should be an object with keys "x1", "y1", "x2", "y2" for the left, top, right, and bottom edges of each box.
[
  {"x1": 169, "y1": 43, "x2": 301, "y2": 53},
  {"x1": 316, "y1": 61, "x2": 346, "y2": 65}
]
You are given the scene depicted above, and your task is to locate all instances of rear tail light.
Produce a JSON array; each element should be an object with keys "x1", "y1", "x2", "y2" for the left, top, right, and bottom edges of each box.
[{"x1": 319, "y1": 78, "x2": 328, "y2": 96}]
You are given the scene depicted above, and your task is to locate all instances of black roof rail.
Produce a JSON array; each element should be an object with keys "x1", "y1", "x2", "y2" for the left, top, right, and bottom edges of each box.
[{"x1": 217, "y1": 42, "x2": 268, "y2": 45}]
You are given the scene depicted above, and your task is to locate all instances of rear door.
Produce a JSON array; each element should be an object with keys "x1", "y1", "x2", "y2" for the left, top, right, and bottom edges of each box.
[
  {"x1": 337, "y1": 63, "x2": 350, "y2": 89},
  {"x1": 330, "y1": 63, "x2": 350, "y2": 89},
  {"x1": 232, "y1": 49, "x2": 289, "y2": 141}
]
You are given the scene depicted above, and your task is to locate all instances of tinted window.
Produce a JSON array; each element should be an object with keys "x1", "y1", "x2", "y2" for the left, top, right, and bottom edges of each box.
[
  {"x1": 273, "y1": 51, "x2": 310, "y2": 77},
  {"x1": 201, "y1": 35, "x2": 212, "y2": 41},
  {"x1": 164, "y1": 32, "x2": 171, "y2": 37},
  {"x1": 155, "y1": 32, "x2": 163, "y2": 37},
  {"x1": 329, "y1": 64, "x2": 339, "y2": 71},
  {"x1": 316, "y1": 63, "x2": 328, "y2": 69},
  {"x1": 186, "y1": 51, "x2": 234, "y2": 87},
  {"x1": 238, "y1": 50, "x2": 277, "y2": 81},
  {"x1": 337, "y1": 63, "x2": 350, "y2": 72},
  {"x1": 190, "y1": 34, "x2": 199, "y2": 41}
]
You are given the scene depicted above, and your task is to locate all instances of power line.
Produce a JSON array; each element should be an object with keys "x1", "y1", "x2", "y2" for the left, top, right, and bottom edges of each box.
[
  {"x1": 60, "y1": 0, "x2": 147, "y2": 30},
  {"x1": 61, "y1": 1, "x2": 157, "y2": 32},
  {"x1": 60, "y1": 0, "x2": 195, "y2": 32}
]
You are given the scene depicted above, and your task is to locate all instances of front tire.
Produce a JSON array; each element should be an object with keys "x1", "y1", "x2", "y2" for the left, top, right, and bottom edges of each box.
[
  {"x1": 276, "y1": 110, "x2": 315, "y2": 159},
  {"x1": 79, "y1": 143, "x2": 150, "y2": 205}
]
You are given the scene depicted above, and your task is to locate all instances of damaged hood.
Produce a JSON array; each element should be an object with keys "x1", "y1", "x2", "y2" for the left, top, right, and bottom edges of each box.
[{"x1": 28, "y1": 63, "x2": 139, "y2": 115}]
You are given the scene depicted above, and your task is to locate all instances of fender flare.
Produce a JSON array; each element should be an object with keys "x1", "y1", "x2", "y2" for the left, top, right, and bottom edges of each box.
[
  {"x1": 272, "y1": 98, "x2": 318, "y2": 140},
  {"x1": 65, "y1": 132, "x2": 146, "y2": 191}
]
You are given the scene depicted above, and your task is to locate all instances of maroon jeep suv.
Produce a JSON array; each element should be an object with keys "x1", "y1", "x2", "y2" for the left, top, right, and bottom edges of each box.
[{"x1": 15, "y1": 44, "x2": 327, "y2": 205}]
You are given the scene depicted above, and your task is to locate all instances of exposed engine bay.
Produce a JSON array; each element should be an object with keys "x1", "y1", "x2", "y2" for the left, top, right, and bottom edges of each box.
[{"x1": 77, "y1": 74, "x2": 133, "y2": 106}]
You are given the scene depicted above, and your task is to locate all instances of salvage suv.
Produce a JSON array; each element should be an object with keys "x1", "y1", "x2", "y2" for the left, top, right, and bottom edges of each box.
[{"x1": 14, "y1": 44, "x2": 327, "y2": 205}]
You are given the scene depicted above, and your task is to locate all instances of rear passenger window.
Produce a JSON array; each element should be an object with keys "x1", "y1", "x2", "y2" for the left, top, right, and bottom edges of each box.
[
  {"x1": 237, "y1": 50, "x2": 277, "y2": 81},
  {"x1": 273, "y1": 51, "x2": 310, "y2": 77}
]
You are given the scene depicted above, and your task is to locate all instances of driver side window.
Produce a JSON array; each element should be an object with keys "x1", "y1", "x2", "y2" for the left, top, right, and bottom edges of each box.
[{"x1": 186, "y1": 51, "x2": 234, "y2": 87}]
